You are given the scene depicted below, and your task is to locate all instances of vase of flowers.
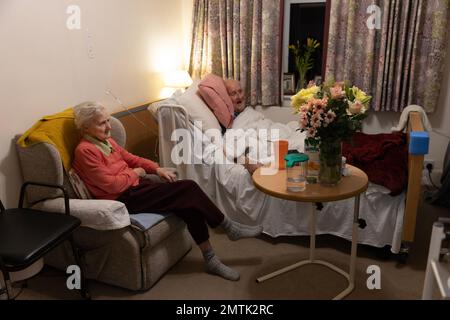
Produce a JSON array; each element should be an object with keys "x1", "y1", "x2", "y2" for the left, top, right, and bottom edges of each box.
[
  {"x1": 319, "y1": 138, "x2": 342, "y2": 186},
  {"x1": 291, "y1": 80, "x2": 372, "y2": 186},
  {"x1": 289, "y1": 38, "x2": 320, "y2": 91}
]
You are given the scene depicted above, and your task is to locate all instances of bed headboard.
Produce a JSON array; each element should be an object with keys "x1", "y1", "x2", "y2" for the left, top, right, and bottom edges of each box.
[{"x1": 403, "y1": 111, "x2": 425, "y2": 243}]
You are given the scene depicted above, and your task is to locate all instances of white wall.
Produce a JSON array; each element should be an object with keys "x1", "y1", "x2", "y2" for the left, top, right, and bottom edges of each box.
[
  {"x1": 0, "y1": 0, "x2": 188, "y2": 207},
  {"x1": 181, "y1": 0, "x2": 194, "y2": 69}
]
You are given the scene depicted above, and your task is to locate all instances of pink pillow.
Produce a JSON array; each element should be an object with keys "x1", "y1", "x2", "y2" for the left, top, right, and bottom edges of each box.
[{"x1": 198, "y1": 74, "x2": 235, "y2": 128}]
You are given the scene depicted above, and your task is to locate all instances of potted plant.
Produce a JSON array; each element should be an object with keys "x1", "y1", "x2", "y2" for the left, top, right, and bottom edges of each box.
[{"x1": 289, "y1": 38, "x2": 320, "y2": 91}]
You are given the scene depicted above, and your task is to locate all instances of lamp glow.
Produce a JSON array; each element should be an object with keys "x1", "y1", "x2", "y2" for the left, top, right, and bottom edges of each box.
[{"x1": 164, "y1": 70, "x2": 193, "y2": 89}]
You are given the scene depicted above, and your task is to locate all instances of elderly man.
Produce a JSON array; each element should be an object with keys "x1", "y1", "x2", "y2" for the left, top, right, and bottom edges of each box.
[
  {"x1": 224, "y1": 79, "x2": 246, "y2": 117},
  {"x1": 71, "y1": 101, "x2": 262, "y2": 281},
  {"x1": 223, "y1": 79, "x2": 263, "y2": 174}
]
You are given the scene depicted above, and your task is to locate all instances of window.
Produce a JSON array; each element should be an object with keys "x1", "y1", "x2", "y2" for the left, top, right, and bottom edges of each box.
[{"x1": 282, "y1": 0, "x2": 328, "y2": 99}]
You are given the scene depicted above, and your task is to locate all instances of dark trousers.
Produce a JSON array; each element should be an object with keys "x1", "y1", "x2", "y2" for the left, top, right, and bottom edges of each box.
[{"x1": 117, "y1": 179, "x2": 225, "y2": 244}]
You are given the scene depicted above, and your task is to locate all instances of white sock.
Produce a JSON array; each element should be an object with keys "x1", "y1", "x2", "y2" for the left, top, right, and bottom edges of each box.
[
  {"x1": 220, "y1": 216, "x2": 263, "y2": 241},
  {"x1": 203, "y1": 248, "x2": 240, "y2": 281}
]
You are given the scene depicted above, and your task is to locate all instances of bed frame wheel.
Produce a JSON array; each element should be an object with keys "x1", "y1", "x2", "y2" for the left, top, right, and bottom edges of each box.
[
  {"x1": 358, "y1": 219, "x2": 367, "y2": 229},
  {"x1": 396, "y1": 244, "x2": 410, "y2": 264}
]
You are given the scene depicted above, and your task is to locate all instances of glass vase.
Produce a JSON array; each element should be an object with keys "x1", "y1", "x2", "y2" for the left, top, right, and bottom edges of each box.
[
  {"x1": 304, "y1": 141, "x2": 320, "y2": 184},
  {"x1": 319, "y1": 139, "x2": 342, "y2": 186}
]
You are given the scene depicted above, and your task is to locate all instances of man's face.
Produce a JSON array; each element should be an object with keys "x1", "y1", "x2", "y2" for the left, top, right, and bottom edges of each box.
[{"x1": 225, "y1": 80, "x2": 245, "y2": 113}]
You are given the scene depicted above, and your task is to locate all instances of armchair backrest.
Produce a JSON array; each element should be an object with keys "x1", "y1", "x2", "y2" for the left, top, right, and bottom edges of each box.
[{"x1": 16, "y1": 117, "x2": 126, "y2": 204}]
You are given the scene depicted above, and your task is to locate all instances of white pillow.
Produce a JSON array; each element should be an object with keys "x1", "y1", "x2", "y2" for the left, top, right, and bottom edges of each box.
[{"x1": 175, "y1": 80, "x2": 222, "y2": 132}]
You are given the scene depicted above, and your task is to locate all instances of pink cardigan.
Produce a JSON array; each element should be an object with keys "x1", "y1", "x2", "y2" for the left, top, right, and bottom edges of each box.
[{"x1": 72, "y1": 138, "x2": 159, "y2": 200}]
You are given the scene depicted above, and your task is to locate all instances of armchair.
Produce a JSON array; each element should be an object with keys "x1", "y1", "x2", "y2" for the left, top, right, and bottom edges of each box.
[{"x1": 15, "y1": 116, "x2": 192, "y2": 292}]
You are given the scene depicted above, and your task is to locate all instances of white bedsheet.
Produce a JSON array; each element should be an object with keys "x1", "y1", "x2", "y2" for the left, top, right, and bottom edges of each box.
[{"x1": 223, "y1": 107, "x2": 306, "y2": 163}]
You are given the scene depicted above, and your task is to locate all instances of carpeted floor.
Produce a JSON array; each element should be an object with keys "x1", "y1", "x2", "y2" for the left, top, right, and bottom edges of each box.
[{"x1": 14, "y1": 195, "x2": 450, "y2": 300}]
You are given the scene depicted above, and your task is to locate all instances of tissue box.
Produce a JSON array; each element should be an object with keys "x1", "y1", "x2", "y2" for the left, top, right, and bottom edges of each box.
[{"x1": 409, "y1": 131, "x2": 429, "y2": 155}]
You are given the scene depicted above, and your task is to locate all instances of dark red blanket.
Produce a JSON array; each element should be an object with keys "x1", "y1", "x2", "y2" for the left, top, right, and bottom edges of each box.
[{"x1": 342, "y1": 132, "x2": 408, "y2": 196}]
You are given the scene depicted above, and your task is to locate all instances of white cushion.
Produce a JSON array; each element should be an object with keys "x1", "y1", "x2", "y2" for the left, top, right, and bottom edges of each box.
[
  {"x1": 32, "y1": 198, "x2": 131, "y2": 231},
  {"x1": 175, "y1": 80, "x2": 222, "y2": 132}
]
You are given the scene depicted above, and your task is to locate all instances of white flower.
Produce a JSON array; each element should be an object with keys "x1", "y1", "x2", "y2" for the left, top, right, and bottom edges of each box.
[{"x1": 347, "y1": 100, "x2": 367, "y2": 115}]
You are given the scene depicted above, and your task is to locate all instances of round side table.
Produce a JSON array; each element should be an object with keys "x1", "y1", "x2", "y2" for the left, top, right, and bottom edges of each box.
[{"x1": 253, "y1": 165, "x2": 369, "y2": 300}]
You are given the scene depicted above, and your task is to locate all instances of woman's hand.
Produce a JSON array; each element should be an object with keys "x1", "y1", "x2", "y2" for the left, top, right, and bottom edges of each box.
[
  {"x1": 156, "y1": 168, "x2": 177, "y2": 183},
  {"x1": 133, "y1": 167, "x2": 147, "y2": 178}
]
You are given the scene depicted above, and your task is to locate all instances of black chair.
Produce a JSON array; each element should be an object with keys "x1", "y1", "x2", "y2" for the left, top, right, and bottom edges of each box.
[{"x1": 0, "y1": 182, "x2": 88, "y2": 299}]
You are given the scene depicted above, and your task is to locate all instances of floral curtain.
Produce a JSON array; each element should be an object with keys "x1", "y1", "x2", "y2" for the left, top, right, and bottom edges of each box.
[
  {"x1": 189, "y1": 0, "x2": 282, "y2": 106},
  {"x1": 325, "y1": 0, "x2": 449, "y2": 112}
]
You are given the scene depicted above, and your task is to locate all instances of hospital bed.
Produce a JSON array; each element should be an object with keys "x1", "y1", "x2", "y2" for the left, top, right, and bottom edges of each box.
[{"x1": 155, "y1": 104, "x2": 424, "y2": 255}]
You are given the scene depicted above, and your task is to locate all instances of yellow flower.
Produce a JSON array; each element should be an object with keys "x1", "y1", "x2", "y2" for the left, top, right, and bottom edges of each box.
[
  {"x1": 291, "y1": 85, "x2": 320, "y2": 108},
  {"x1": 307, "y1": 38, "x2": 320, "y2": 49},
  {"x1": 351, "y1": 86, "x2": 372, "y2": 105}
]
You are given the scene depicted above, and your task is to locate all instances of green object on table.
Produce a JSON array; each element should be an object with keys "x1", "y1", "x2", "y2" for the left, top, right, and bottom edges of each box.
[{"x1": 285, "y1": 152, "x2": 309, "y2": 168}]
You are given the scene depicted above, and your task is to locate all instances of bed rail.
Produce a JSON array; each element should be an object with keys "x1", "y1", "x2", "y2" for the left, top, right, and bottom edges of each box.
[
  {"x1": 403, "y1": 111, "x2": 425, "y2": 243},
  {"x1": 157, "y1": 104, "x2": 190, "y2": 169}
]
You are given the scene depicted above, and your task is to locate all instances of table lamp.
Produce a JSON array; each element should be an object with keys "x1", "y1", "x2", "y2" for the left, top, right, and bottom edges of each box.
[{"x1": 164, "y1": 70, "x2": 193, "y2": 92}]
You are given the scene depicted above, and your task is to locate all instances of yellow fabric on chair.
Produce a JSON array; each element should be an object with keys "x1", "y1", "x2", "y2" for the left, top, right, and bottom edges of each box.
[{"x1": 17, "y1": 108, "x2": 81, "y2": 171}]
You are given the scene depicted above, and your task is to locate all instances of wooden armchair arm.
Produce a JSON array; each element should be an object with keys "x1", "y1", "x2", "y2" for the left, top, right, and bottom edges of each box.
[{"x1": 403, "y1": 112, "x2": 425, "y2": 242}]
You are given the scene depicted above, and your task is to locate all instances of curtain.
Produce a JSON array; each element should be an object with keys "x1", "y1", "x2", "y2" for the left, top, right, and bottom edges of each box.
[
  {"x1": 189, "y1": 0, "x2": 282, "y2": 107},
  {"x1": 326, "y1": 0, "x2": 449, "y2": 112}
]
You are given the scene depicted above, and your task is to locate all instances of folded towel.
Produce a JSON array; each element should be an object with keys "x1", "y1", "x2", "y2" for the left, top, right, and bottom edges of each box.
[
  {"x1": 391, "y1": 105, "x2": 432, "y2": 132},
  {"x1": 17, "y1": 108, "x2": 80, "y2": 171},
  {"x1": 129, "y1": 213, "x2": 172, "y2": 231}
]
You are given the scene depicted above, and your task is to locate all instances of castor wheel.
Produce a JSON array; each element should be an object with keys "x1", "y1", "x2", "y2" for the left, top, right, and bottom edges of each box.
[
  {"x1": 396, "y1": 245, "x2": 410, "y2": 265},
  {"x1": 358, "y1": 219, "x2": 367, "y2": 230}
]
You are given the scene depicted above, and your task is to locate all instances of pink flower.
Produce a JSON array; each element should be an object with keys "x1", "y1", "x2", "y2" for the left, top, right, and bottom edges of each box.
[
  {"x1": 347, "y1": 100, "x2": 367, "y2": 115},
  {"x1": 307, "y1": 128, "x2": 317, "y2": 138},
  {"x1": 299, "y1": 113, "x2": 309, "y2": 128},
  {"x1": 307, "y1": 80, "x2": 316, "y2": 88},
  {"x1": 324, "y1": 110, "x2": 336, "y2": 125},
  {"x1": 330, "y1": 84, "x2": 345, "y2": 99},
  {"x1": 300, "y1": 105, "x2": 309, "y2": 113}
]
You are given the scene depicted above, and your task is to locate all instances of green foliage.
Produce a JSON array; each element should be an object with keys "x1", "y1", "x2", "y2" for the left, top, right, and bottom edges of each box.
[{"x1": 289, "y1": 38, "x2": 320, "y2": 90}]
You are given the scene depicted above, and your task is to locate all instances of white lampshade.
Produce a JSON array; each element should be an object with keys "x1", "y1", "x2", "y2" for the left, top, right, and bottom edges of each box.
[{"x1": 164, "y1": 70, "x2": 193, "y2": 88}]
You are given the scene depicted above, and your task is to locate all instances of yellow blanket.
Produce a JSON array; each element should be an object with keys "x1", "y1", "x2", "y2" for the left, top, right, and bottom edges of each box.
[{"x1": 17, "y1": 108, "x2": 81, "y2": 171}]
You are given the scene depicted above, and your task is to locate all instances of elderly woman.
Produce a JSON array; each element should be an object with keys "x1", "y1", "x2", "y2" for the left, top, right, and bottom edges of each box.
[{"x1": 72, "y1": 101, "x2": 262, "y2": 281}]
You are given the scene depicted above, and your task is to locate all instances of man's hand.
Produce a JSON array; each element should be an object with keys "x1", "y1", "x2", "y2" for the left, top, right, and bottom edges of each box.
[
  {"x1": 243, "y1": 156, "x2": 263, "y2": 175},
  {"x1": 156, "y1": 168, "x2": 177, "y2": 183},
  {"x1": 244, "y1": 163, "x2": 263, "y2": 175},
  {"x1": 133, "y1": 167, "x2": 146, "y2": 178}
]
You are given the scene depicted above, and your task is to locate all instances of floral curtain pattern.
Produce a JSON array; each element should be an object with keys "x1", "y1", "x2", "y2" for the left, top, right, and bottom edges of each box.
[
  {"x1": 326, "y1": 0, "x2": 449, "y2": 112},
  {"x1": 189, "y1": 0, "x2": 281, "y2": 106}
]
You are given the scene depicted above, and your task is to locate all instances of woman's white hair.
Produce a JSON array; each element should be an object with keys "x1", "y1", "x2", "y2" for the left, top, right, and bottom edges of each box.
[{"x1": 73, "y1": 101, "x2": 107, "y2": 131}]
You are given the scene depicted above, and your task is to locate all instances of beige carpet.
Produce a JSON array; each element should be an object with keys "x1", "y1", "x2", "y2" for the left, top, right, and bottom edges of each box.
[{"x1": 16, "y1": 196, "x2": 450, "y2": 300}]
